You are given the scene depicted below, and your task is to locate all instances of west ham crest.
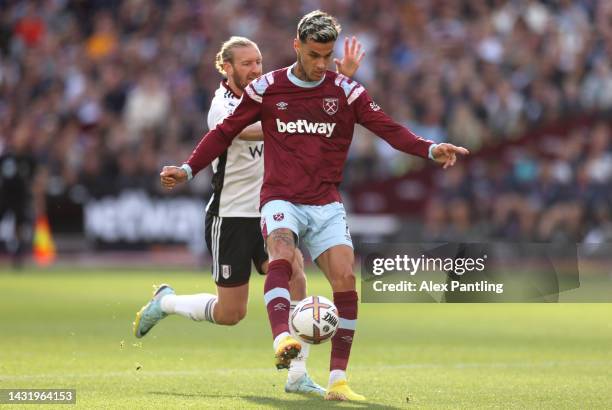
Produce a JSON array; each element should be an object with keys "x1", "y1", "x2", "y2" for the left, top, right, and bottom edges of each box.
[
  {"x1": 273, "y1": 212, "x2": 284, "y2": 221},
  {"x1": 323, "y1": 98, "x2": 339, "y2": 115}
]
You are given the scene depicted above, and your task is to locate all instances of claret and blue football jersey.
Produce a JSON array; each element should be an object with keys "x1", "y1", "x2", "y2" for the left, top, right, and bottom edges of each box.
[{"x1": 186, "y1": 65, "x2": 434, "y2": 208}]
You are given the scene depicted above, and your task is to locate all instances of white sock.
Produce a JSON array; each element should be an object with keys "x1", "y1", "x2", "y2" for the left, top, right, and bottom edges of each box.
[
  {"x1": 329, "y1": 369, "x2": 346, "y2": 386},
  {"x1": 160, "y1": 293, "x2": 217, "y2": 323},
  {"x1": 287, "y1": 352, "x2": 308, "y2": 383},
  {"x1": 288, "y1": 301, "x2": 309, "y2": 383}
]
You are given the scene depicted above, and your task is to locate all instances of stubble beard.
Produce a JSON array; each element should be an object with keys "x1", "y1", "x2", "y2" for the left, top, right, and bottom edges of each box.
[
  {"x1": 295, "y1": 53, "x2": 314, "y2": 82},
  {"x1": 232, "y1": 71, "x2": 249, "y2": 91}
]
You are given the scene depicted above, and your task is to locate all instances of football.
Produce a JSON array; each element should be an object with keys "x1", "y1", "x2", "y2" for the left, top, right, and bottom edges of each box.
[{"x1": 290, "y1": 296, "x2": 339, "y2": 344}]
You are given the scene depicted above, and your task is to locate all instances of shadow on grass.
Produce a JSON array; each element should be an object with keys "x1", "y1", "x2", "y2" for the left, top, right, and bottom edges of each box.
[{"x1": 149, "y1": 391, "x2": 403, "y2": 409}]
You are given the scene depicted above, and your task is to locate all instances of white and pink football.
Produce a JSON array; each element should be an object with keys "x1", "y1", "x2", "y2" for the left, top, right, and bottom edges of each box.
[{"x1": 290, "y1": 296, "x2": 339, "y2": 344}]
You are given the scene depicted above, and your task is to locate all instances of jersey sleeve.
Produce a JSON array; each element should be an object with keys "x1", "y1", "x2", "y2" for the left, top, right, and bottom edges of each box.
[
  {"x1": 186, "y1": 86, "x2": 262, "y2": 176},
  {"x1": 352, "y1": 87, "x2": 433, "y2": 159}
]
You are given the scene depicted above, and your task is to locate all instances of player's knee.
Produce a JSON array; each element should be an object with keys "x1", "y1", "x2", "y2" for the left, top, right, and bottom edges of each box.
[
  {"x1": 215, "y1": 306, "x2": 247, "y2": 325},
  {"x1": 226, "y1": 310, "x2": 246, "y2": 325},
  {"x1": 267, "y1": 229, "x2": 296, "y2": 262}
]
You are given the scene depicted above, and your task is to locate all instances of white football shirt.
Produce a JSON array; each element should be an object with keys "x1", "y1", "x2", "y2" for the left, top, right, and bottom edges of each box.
[{"x1": 205, "y1": 81, "x2": 264, "y2": 217}]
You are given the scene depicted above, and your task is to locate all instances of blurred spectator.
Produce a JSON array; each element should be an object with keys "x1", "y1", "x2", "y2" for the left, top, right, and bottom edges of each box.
[
  {"x1": 447, "y1": 102, "x2": 485, "y2": 150},
  {"x1": 581, "y1": 59, "x2": 612, "y2": 111},
  {"x1": 123, "y1": 71, "x2": 170, "y2": 141},
  {"x1": 0, "y1": 0, "x2": 610, "y2": 244},
  {"x1": 0, "y1": 128, "x2": 39, "y2": 266},
  {"x1": 13, "y1": 3, "x2": 45, "y2": 48},
  {"x1": 86, "y1": 12, "x2": 118, "y2": 60}
]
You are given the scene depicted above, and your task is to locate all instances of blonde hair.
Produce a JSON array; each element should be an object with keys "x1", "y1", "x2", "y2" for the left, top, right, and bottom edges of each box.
[{"x1": 215, "y1": 36, "x2": 258, "y2": 75}]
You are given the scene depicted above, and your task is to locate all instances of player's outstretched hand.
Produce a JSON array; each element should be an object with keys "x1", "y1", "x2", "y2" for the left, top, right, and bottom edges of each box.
[
  {"x1": 334, "y1": 36, "x2": 365, "y2": 78},
  {"x1": 160, "y1": 166, "x2": 188, "y2": 189},
  {"x1": 431, "y1": 143, "x2": 470, "y2": 169}
]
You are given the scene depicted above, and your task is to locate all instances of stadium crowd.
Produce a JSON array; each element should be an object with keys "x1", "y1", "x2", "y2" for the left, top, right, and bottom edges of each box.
[{"x1": 0, "y1": 0, "x2": 610, "y2": 243}]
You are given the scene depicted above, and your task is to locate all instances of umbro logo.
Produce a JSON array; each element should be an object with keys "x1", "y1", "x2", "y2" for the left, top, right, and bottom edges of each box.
[
  {"x1": 341, "y1": 335, "x2": 353, "y2": 343},
  {"x1": 273, "y1": 302, "x2": 287, "y2": 311},
  {"x1": 276, "y1": 101, "x2": 288, "y2": 110}
]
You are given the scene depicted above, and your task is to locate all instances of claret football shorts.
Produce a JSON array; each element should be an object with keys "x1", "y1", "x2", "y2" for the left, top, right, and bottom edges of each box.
[{"x1": 260, "y1": 200, "x2": 353, "y2": 261}]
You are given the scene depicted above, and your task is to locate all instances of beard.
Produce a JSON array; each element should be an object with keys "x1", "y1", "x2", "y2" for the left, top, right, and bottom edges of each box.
[
  {"x1": 296, "y1": 53, "x2": 320, "y2": 82},
  {"x1": 231, "y1": 70, "x2": 257, "y2": 91},
  {"x1": 295, "y1": 53, "x2": 309, "y2": 81}
]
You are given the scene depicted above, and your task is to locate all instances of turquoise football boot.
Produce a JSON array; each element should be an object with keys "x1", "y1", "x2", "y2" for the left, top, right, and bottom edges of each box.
[
  {"x1": 285, "y1": 373, "x2": 326, "y2": 396},
  {"x1": 133, "y1": 284, "x2": 175, "y2": 338}
]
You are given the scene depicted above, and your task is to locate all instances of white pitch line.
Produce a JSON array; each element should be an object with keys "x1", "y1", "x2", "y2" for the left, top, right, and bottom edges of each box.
[{"x1": 1, "y1": 360, "x2": 609, "y2": 381}]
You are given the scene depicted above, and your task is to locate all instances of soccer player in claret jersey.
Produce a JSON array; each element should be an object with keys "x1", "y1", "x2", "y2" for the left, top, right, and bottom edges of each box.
[
  {"x1": 134, "y1": 35, "x2": 364, "y2": 396},
  {"x1": 160, "y1": 10, "x2": 468, "y2": 401}
]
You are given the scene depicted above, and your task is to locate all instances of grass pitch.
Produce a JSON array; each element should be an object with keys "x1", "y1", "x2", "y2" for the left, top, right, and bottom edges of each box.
[{"x1": 0, "y1": 268, "x2": 610, "y2": 409}]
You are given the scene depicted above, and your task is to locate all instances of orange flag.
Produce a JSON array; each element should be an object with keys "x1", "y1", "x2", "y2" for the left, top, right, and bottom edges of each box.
[{"x1": 33, "y1": 215, "x2": 56, "y2": 266}]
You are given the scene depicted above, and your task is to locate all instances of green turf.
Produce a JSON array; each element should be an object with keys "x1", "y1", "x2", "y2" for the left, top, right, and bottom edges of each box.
[{"x1": 0, "y1": 268, "x2": 610, "y2": 409}]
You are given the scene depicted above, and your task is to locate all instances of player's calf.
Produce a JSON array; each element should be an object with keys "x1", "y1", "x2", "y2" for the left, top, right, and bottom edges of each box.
[
  {"x1": 328, "y1": 269, "x2": 356, "y2": 292},
  {"x1": 288, "y1": 267, "x2": 307, "y2": 300},
  {"x1": 325, "y1": 290, "x2": 364, "y2": 402},
  {"x1": 330, "y1": 290, "x2": 358, "y2": 369}
]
